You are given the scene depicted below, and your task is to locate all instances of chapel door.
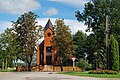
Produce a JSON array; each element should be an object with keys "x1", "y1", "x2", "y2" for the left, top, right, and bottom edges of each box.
[{"x1": 46, "y1": 46, "x2": 52, "y2": 65}]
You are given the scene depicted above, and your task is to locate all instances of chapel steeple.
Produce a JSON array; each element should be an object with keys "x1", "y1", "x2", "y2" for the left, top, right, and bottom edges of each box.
[{"x1": 44, "y1": 19, "x2": 53, "y2": 31}]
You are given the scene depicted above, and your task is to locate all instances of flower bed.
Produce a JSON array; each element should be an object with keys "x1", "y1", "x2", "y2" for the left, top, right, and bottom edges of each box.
[{"x1": 89, "y1": 70, "x2": 118, "y2": 74}]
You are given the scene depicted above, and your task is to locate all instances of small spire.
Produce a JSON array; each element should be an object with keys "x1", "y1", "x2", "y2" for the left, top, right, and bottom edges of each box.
[
  {"x1": 44, "y1": 19, "x2": 53, "y2": 31},
  {"x1": 48, "y1": 19, "x2": 51, "y2": 22}
]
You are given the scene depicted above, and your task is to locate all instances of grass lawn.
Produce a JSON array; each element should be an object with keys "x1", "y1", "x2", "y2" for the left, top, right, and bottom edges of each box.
[{"x1": 58, "y1": 71, "x2": 120, "y2": 78}]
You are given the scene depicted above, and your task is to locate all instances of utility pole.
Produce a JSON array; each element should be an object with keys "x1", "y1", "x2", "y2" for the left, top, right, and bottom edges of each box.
[{"x1": 106, "y1": 15, "x2": 109, "y2": 69}]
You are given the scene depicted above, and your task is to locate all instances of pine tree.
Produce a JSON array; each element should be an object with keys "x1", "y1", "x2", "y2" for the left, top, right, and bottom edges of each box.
[{"x1": 109, "y1": 34, "x2": 119, "y2": 71}]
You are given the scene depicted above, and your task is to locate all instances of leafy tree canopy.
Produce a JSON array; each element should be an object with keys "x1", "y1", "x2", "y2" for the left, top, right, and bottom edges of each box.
[
  {"x1": 73, "y1": 30, "x2": 87, "y2": 59},
  {"x1": 75, "y1": 0, "x2": 120, "y2": 69},
  {"x1": 12, "y1": 11, "x2": 42, "y2": 71},
  {"x1": 52, "y1": 19, "x2": 74, "y2": 66}
]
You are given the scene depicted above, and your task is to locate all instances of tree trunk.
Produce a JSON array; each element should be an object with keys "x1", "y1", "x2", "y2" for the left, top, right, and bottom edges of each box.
[
  {"x1": 2, "y1": 59, "x2": 5, "y2": 70},
  {"x1": 15, "y1": 59, "x2": 18, "y2": 71},
  {"x1": 60, "y1": 64, "x2": 63, "y2": 71},
  {"x1": 27, "y1": 62, "x2": 31, "y2": 71},
  {"x1": 60, "y1": 57, "x2": 63, "y2": 71},
  {"x1": 5, "y1": 58, "x2": 7, "y2": 70},
  {"x1": 26, "y1": 54, "x2": 33, "y2": 71},
  {"x1": 27, "y1": 55, "x2": 32, "y2": 71},
  {"x1": 14, "y1": 56, "x2": 17, "y2": 67}
]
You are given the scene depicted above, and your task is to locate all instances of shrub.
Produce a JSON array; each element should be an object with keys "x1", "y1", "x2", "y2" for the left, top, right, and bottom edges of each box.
[
  {"x1": 77, "y1": 58, "x2": 91, "y2": 71},
  {"x1": 89, "y1": 70, "x2": 118, "y2": 74},
  {"x1": 89, "y1": 70, "x2": 105, "y2": 74},
  {"x1": 104, "y1": 70, "x2": 118, "y2": 74}
]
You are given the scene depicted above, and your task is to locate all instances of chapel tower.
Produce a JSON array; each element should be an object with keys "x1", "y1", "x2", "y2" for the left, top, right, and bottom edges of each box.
[{"x1": 37, "y1": 19, "x2": 58, "y2": 66}]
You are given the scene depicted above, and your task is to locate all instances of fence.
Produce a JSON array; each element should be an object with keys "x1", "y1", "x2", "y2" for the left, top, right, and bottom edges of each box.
[{"x1": 16, "y1": 66, "x2": 82, "y2": 72}]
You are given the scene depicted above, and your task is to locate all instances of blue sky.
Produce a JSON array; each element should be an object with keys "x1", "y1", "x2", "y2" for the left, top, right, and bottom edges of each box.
[{"x1": 0, "y1": 0, "x2": 90, "y2": 34}]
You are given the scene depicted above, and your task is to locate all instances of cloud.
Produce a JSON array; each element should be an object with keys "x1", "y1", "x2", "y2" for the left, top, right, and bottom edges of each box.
[
  {"x1": 37, "y1": 18, "x2": 91, "y2": 35},
  {"x1": 43, "y1": 7, "x2": 58, "y2": 16},
  {"x1": 49, "y1": 0, "x2": 89, "y2": 7},
  {"x1": 0, "y1": 0, "x2": 40, "y2": 14},
  {"x1": 0, "y1": 21, "x2": 12, "y2": 33},
  {"x1": 0, "y1": 18, "x2": 91, "y2": 35}
]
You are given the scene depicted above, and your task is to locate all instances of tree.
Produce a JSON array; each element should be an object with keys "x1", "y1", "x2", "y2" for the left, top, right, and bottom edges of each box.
[
  {"x1": 75, "y1": 0, "x2": 120, "y2": 35},
  {"x1": 75, "y1": 0, "x2": 120, "y2": 69},
  {"x1": 0, "y1": 33, "x2": 7, "y2": 70},
  {"x1": 12, "y1": 11, "x2": 42, "y2": 71},
  {"x1": 109, "y1": 34, "x2": 119, "y2": 71},
  {"x1": 52, "y1": 19, "x2": 74, "y2": 71},
  {"x1": 86, "y1": 34, "x2": 106, "y2": 69},
  {"x1": 73, "y1": 30, "x2": 87, "y2": 59},
  {"x1": 0, "y1": 28, "x2": 16, "y2": 70}
]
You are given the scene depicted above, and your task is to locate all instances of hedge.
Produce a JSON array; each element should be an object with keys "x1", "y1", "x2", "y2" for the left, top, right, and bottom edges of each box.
[{"x1": 89, "y1": 70, "x2": 118, "y2": 74}]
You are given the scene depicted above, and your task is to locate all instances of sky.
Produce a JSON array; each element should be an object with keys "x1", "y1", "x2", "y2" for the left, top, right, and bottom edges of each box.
[{"x1": 0, "y1": 0, "x2": 91, "y2": 34}]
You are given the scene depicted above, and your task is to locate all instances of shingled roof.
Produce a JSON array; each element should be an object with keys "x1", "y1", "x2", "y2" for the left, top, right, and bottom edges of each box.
[{"x1": 44, "y1": 19, "x2": 53, "y2": 31}]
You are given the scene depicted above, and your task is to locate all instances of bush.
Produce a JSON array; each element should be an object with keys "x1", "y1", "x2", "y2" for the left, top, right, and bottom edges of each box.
[
  {"x1": 77, "y1": 58, "x2": 91, "y2": 71},
  {"x1": 89, "y1": 70, "x2": 105, "y2": 74},
  {"x1": 104, "y1": 70, "x2": 118, "y2": 74},
  {"x1": 89, "y1": 70, "x2": 118, "y2": 74}
]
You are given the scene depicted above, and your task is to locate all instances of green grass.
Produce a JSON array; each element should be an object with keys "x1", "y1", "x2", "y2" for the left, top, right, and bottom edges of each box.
[
  {"x1": 58, "y1": 71, "x2": 120, "y2": 78},
  {"x1": 0, "y1": 68, "x2": 16, "y2": 72}
]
